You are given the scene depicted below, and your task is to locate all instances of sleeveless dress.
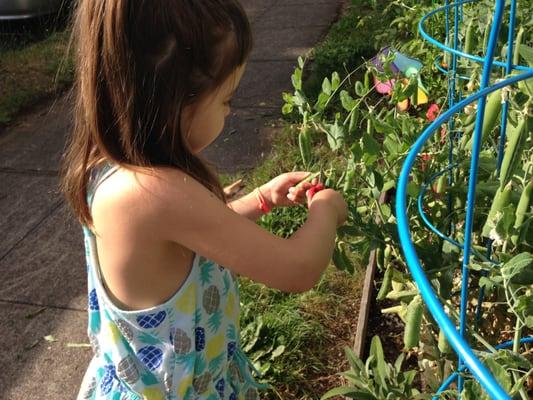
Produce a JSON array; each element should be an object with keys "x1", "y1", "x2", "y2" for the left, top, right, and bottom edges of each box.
[{"x1": 77, "y1": 162, "x2": 269, "y2": 400}]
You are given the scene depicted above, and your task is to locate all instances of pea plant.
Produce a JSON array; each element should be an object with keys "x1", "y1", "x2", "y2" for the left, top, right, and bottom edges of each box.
[{"x1": 282, "y1": 0, "x2": 532, "y2": 397}]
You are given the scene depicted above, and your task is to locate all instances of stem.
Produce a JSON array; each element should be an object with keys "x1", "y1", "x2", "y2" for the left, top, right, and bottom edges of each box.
[
  {"x1": 512, "y1": 318, "x2": 528, "y2": 400},
  {"x1": 322, "y1": 63, "x2": 366, "y2": 111}
]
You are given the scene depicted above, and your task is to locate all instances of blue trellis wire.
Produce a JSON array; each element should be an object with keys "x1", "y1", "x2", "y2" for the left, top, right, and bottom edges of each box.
[
  {"x1": 397, "y1": 67, "x2": 533, "y2": 400},
  {"x1": 396, "y1": 0, "x2": 533, "y2": 398}
]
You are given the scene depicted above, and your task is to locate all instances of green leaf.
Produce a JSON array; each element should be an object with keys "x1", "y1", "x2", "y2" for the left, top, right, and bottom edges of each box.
[
  {"x1": 321, "y1": 387, "x2": 373, "y2": 400},
  {"x1": 485, "y1": 358, "x2": 512, "y2": 392},
  {"x1": 383, "y1": 134, "x2": 400, "y2": 155},
  {"x1": 361, "y1": 133, "x2": 380, "y2": 163},
  {"x1": 351, "y1": 142, "x2": 363, "y2": 160},
  {"x1": 518, "y1": 44, "x2": 533, "y2": 66},
  {"x1": 331, "y1": 71, "x2": 341, "y2": 91},
  {"x1": 322, "y1": 77, "x2": 332, "y2": 95},
  {"x1": 407, "y1": 182, "x2": 420, "y2": 198},
  {"x1": 502, "y1": 252, "x2": 533, "y2": 284},
  {"x1": 315, "y1": 92, "x2": 329, "y2": 111},
  {"x1": 291, "y1": 68, "x2": 302, "y2": 91},
  {"x1": 326, "y1": 119, "x2": 345, "y2": 151},
  {"x1": 462, "y1": 380, "x2": 486, "y2": 400},
  {"x1": 298, "y1": 56, "x2": 304, "y2": 69},
  {"x1": 282, "y1": 92, "x2": 293, "y2": 103},
  {"x1": 281, "y1": 103, "x2": 293, "y2": 115},
  {"x1": 383, "y1": 179, "x2": 396, "y2": 192},
  {"x1": 344, "y1": 347, "x2": 365, "y2": 374},
  {"x1": 270, "y1": 345, "x2": 285, "y2": 360},
  {"x1": 340, "y1": 90, "x2": 356, "y2": 112},
  {"x1": 394, "y1": 353, "x2": 405, "y2": 373},
  {"x1": 509, "y1": 371, "x2": 532, "y2": 396},
  {"x1": 369, "y1": 336, "x2": 388, "y2": 385}
]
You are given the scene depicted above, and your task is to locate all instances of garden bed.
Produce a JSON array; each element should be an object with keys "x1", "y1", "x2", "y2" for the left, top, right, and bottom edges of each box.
[{"x1": 280, "y1": 0, "x2": 533, "y2": 398}]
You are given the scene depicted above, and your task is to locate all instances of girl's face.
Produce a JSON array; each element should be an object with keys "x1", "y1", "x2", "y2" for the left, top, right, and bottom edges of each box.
[{"x1": 181, "y1": 65, "x2": 246, "y2": 154}]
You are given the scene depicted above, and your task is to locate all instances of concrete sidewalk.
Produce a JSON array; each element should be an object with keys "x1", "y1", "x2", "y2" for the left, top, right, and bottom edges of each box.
[{"x1": 0, "y1": 1, "x2": 342, "y2": 398}]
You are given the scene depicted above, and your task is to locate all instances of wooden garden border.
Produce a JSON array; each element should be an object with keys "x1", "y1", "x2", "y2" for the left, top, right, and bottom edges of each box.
[{"x1": 353, "y1": 191, "x2": 389, "y2": 358}]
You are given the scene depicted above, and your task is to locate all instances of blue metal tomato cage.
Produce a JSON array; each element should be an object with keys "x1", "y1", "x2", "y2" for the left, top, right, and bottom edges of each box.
[{"x1": 396, "y1": 1, "x2": 533, "y2": 399}]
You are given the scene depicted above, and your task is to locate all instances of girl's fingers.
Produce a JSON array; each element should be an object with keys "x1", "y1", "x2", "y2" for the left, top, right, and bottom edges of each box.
[
  {"x1": 286, "y1": 193, "x2": 297, "y2": 202},
  {"x1": 288, "y1": 171, "x2": 311, "y2": 184}
]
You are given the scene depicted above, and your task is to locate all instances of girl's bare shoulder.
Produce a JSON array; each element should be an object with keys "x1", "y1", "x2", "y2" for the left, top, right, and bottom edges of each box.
[{"x1": 92, "y1": 165, "x2": 211, "y2": 230}]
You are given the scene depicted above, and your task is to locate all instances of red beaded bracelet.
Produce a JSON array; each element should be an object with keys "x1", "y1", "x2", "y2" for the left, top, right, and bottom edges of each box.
[{"x1": 254, "y1": 188, "x2": 271, "y2": 214}]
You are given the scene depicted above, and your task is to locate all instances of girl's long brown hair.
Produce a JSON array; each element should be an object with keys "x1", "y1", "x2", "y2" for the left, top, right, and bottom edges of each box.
[{"x1": 60, "y1": 0, "x2": 252, "y2": 229}]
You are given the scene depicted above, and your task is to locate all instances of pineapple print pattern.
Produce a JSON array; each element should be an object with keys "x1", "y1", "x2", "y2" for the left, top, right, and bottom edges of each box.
[
  {"x1": 117, "y1": 355, "x2": 140, "y2": 385},
  {"x1": 77, "y1": 162, "x2": 268, "y2": 400},
  {"x1": 89, "y1": 334, "x2": 100, "y2": 357},
  {"x1": 137, "y1": 346, "x2": 163, "y2": 371},
  {"x1": 116, "y1": 319, "x2": 134, "y2": 342},
  {"x1": 81, "y1": 376, "x2": 97, "y2": 400},
  {"x1": 172, "y1": 328, "x2": 192, "y2": 355},
  {"x1": 136, "y1": 311, "x2": 166, "y2": 329},
  {"x1": 203, "y1": 285, "x2": 221, "y2": 314},
  {"x1": 193, "y1": 371, "x2": 212, "y2": 394}
]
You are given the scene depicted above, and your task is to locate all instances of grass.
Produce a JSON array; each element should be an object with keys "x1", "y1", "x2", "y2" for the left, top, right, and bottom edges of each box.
[
  {"x1": 0, "y1": 25, "x2": 73, "y2": 126},
  {"x1": 220, "y1": 124, "x2": 364, "y2": 399},
  {"x1": 303, "y1": 0, "x2": 410, "y2": 99},
  {"x1": 239, "y1": 267, "x2": 363, "y2": 400}
]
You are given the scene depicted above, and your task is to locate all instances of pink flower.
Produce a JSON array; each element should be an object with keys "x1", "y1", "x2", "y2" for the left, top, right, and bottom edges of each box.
[
  {"x1": 426, "y1": 103, "x2": 440, "y2": 122},
  {"x1": 440, "y1": 126, "x2": 447, "y2": 144},
  {"x1": 419, "y1": 153, "x2": 432, "y2": 172}
]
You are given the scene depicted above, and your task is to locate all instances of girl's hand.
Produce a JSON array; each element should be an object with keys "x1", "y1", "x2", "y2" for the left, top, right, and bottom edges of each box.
[
  {"x1": 261, "y1": 172, "x2": 317, "y2": 208},
  {"x1": 308, "y1": 189, "x2": 348, "y2": 226}
]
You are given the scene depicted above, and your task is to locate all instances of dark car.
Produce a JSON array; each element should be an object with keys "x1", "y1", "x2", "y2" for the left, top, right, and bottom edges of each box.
[{"x1": 0, "y1": 0, "x2": 67, "y2": 20}]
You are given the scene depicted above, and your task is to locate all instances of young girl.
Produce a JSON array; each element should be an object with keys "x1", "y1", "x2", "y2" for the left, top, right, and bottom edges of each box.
[{"x1": 60, "y1": 1, "x2": 347, "y2": 399}]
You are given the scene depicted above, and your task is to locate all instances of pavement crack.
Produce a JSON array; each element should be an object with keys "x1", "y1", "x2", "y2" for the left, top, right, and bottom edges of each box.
[
  {"x1": 0, "y1": 167, "x2": 58, "y2": 176},
  {"x1": 0, "y1": 299, "x2": 85, "y2": 313},
  {"x1": 0, "y1": 200, "x2": 63, "y2": 262}
]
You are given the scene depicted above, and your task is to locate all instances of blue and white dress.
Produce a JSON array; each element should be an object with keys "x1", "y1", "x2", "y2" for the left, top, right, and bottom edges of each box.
[{"x1": 77, "y1": 162, "x2": 268, "y2": 400}]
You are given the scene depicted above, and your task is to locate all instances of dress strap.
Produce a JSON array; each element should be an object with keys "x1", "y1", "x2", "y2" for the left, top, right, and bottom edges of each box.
[{"x1": 87, "y1": 161, "x2": 120, "y2": 208}]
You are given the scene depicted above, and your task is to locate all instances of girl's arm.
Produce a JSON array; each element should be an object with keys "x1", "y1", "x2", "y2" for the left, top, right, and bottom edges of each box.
[
  {"x1": 135, "y1": 167, "x2": 347, "y2": 293},
  {"x1": 226, "y1": 188, "x2": 268, "y2": 221}
]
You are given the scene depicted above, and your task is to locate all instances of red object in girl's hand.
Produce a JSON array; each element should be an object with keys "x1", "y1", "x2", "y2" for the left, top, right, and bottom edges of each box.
[{"x1": 306, "y1": 183, "x2": 325, "y2": 206}]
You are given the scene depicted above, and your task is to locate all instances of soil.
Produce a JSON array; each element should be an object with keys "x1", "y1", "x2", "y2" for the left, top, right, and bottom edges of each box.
[{"x1": 273, "y1": 268, "x2": 364, "y2": 400}]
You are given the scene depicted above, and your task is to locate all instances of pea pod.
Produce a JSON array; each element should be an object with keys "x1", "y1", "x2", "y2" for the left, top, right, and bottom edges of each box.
[
  {"x1": 511, "y1": 180, "x2": 533, "y2": 246},
  {"x1": 481, "y1": 181, "x2": 513, "y2": 238},
  {"x1": 295, "y1": 171, "x2": 321, "y2": 188},
  {"x1": 367, "y1": 118, "x2": 373, "y2": 135},
  {"x1": 384, "y1": 245, "x2": 392, "y2": 267},
  {"x1": 375, "y1": 246, "x2": 384, "y2": 270},
  {"x1": 404, "y1": 295, "x2": 423, "y2": 349},
  {"x1": 364, "y1": 70, "x2": 371, "y2": 91},
  {"x1": 464, "y1": 20, "x2": 475, "y2": 54},
  {"x1": 499, "y1": 114, "x2": 527, "y2": 188},
  {"x1": 355, "y1": 81, "x2": 365, "y2": 97},
  {"x1": 376, "y1": 265, "x2": 393, "y2": 301},
  {"x1": 343, "y1": 161, "x2": 356, "y2": 193},
  {"x1": 298, "y1": 127, "x2": 312, "y2": 168},
  {"x1": 438, "y1": 329, "x2": 451, "y2": 354},
  {"x1": 443, "y1": 37, "x2": 452, "y2": 67},
  {"x1": 513, "y1": 27, "x2": 524, "y2": 65},
  {"x1": 463, "y1": 89, "x2": 502, "y2": 150},
  {"x1": 435, "y1": 175, "x2": 447, "y2": 194}
]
